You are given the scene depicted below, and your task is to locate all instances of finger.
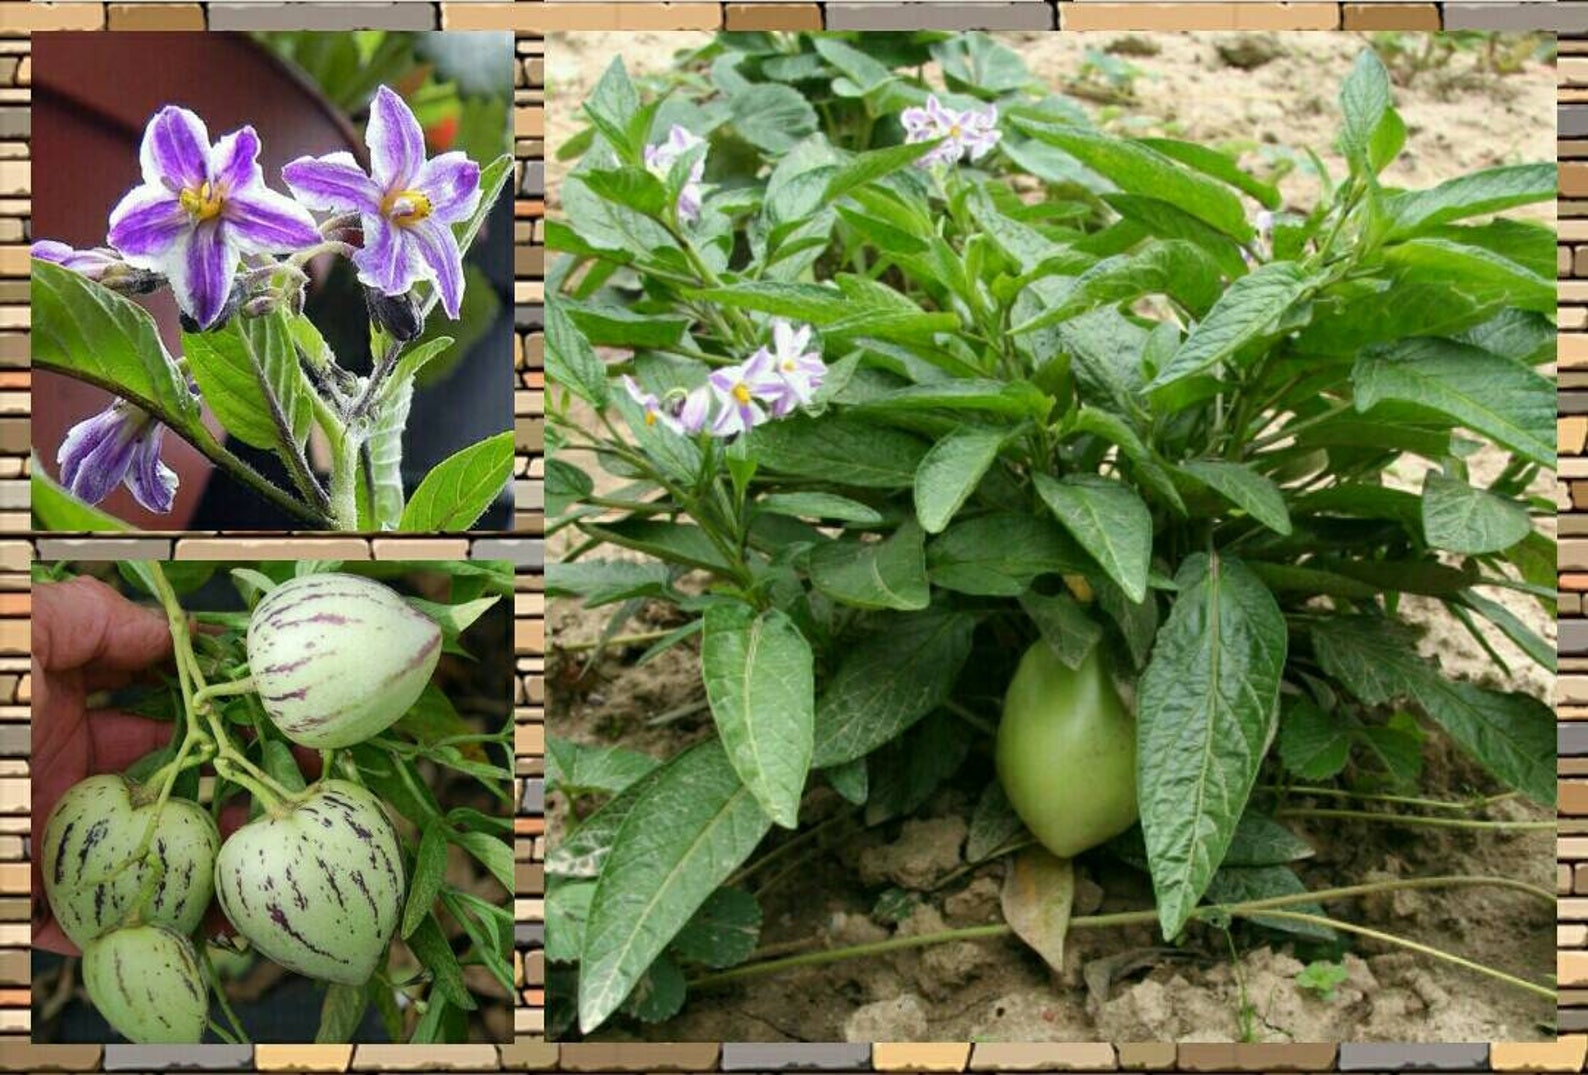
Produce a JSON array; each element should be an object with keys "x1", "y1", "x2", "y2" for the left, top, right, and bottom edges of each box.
[
  {"x1": 85, "y1": 710, "x2": 179, "y2": 774},
  {"x1": 35, "y1": 577, "x2": 172, "y2": 675}
]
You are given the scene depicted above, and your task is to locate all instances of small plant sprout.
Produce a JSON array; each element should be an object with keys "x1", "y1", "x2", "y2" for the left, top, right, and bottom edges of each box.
[{"x1": 1295, "y1": 960, "x2": 1351, "y2": 1001}]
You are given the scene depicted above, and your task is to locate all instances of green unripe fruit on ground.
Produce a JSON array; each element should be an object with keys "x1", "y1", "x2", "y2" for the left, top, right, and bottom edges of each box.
[
  {"x1": 215, "y1": 780, "x2": 404, "y2": 985},
  {"x1": 82, "y1": 924, "x2": 207, "y2": 1043},
  {"x1": 996, "y1": 642, "x2": 1139, "y2": 858},
  {"x1": 247, "y1": 572, "x2": 441, "y2": 749},
  {"x1": 42, "y1": 775, "x2": 219, "y2": 950}
]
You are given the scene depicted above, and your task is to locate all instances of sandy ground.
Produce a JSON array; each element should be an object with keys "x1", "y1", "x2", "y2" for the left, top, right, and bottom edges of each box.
[{"x1": 544, "y1": 32, "x2": 1558, "y2": 1043}]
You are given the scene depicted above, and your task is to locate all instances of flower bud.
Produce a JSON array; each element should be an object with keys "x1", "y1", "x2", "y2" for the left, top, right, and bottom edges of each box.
[{"x1": 364, "y1": 286, "x2": 424, "y2": 342}]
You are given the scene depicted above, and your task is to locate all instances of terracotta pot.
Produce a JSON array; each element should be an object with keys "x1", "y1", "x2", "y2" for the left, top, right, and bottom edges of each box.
[{"x1": 31, "y1": 33, "x2": 362, "y2": 529}]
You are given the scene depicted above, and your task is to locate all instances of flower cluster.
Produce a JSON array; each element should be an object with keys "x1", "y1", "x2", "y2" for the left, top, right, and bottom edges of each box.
[
  {"x1": 36, "y1": 86, "x2": 484, "y2": 514},
  {"x1": 643, "y1": 125, "x2": 707, "y2": 225},
  {"x1": 622, "y1": 321, "x2": 826, "y2": 440},
  {"x1": 901, "y1": 95, "x2": 1001, "y2": 167}
]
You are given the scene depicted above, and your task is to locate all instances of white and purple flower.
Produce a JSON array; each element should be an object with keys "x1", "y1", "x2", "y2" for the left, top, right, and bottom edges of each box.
[
  {"x1": 620, "y1": 375, "x2": 685, "y2": 434},
  {"x1": 107, "y1": 106, "x2": 322, "y2": 329},
  {"x1": 901, "y1": 95, "x2": 1001, "y2": 167},
  {"x1": 643, "y1": 125, "x2": 707, "y2": 225},
  {"x1": 56, "y1": 399, "x2": 178, "y2": 513},
  {"x1": 743, "y1": 319, "x2": 825, "y2": 418},
  {"x1": 706, "y1": 353, "x2": 773, "y2": 438},
  {"x1": 283, "y1": 86, "x2": 481, "y2": 319}
]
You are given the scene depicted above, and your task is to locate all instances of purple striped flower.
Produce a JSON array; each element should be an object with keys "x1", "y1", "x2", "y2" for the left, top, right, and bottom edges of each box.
[
  {"x1": 643, "y1": 125, "x2": 706, "y2": 225},
  {"x1": 901, "y1": 95, "x2": 1001, "y2": 167},
  {"x1": 620, "y1": 375, "x2": 684, "y2": 435},
  {"x1": 107, "y1": 106, "x2": 321, "y2": 329},
  {"x1": 56, "y1": 399, "x2": 178, "y2": 513},
  {"x1": 706, "y1": 352, "x2": 774, "y2": 439},
  {"x1": 282, "y1": 86, "x2": 481, "y2": 319}
]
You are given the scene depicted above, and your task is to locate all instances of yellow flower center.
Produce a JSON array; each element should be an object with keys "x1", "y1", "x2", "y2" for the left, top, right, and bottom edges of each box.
[
  {"x1": 644, "y1": 411, "x2": 657, "y2": 426},
  {"x1": 179, "y1": 182, "x2": 225, "y2": 222},
  {"x1": 782, "y1": 360, "x2": 796, "y2": 372},
  {"x1": 948, "y1": 124, "x2": 963, "y2": 138},
  {"x1": 383, "y1": 188, "x2": 433, "y2": 227},
  {"x1": 732, "y1": 383, "x2": 752, "y2": 405}
]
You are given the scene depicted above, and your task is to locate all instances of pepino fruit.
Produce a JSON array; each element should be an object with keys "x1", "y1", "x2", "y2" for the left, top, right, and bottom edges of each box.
[
  {"x1": 246, "y1": 573, "x2": 442, "y2": 749},
  {"x1": 996, "y1": 643, "x2": 1138, "y2": 858},
  {"x1": 42, "y1": 775, "x2": 219, "y2": 950},
  {"x1": 82, "y1": 924, "x2": 208, "y2": 1043},
  {"x1": 214, "y1": 780, "x2": 404, "y2": 985}
]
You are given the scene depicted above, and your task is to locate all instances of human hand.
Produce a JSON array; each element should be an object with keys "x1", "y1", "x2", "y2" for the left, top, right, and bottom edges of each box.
[{"x1": 32, "y1": 576, "x2": 174, "y2": 955}]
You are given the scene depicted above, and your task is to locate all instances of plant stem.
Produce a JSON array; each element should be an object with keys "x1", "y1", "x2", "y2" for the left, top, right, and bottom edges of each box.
[
  {"x1": 202, "y1": 947, "x2": 251, "y2": 1044},
  {"x1": 192, "y1": 676, "x2": 257, "y2": 708},
  {"x1": 1259, "y1": 784, "x2": 1518, "y2": 812},
  {"x1": 1277, "y1": 807, "x2": 1554, "y2": 831},
  {"x1": 556, "y1": 628, "x2": 679, "y2": 653},
  {"x1": 727, "y1": 810, "x2": 857, "y2": 889},
  {"x1": 686, "y1": 874, "x2": 1554, "y2": 991},
  {"x1": 1228, "y1": 908, "x2": 1554, "y2": 1000}
]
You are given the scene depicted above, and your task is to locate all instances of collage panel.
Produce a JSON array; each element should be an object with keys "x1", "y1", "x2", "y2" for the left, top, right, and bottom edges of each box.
[
  {"x1": 542, "y1": 29, "x2": 1559, "y2": 1043},
  {"x1": 29, "y1": 30, "x2": 518, "y2": 534},
  {"x1": 29, "y1": 557, "x2": 517, "y2": 1044}
]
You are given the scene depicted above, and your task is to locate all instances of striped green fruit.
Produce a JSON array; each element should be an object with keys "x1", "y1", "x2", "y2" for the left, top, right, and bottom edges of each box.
[
  {"x1": 42, "y1": 775, "x2": 219, "y2": 949},
  {"x1": 214, "y1": 780, "x2": 404, "y2": 985},
  {"x1": 82, "y1": 924, "x2": 208, "y2": 1043},
  {"x1": 246, "y1": 573, "x2": 441, "y2": 749}
]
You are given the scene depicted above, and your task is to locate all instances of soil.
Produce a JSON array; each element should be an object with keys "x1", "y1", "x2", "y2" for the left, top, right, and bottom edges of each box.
[{"x1": 543, "y1": 33, "x2": 1558, "y2": 1043}]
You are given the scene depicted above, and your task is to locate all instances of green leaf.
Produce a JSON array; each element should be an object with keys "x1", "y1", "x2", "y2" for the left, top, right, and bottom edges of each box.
[
  {"x1": 183, "y1": 311, "x2": 312, "y2": 452},
  {"x1": 1352, "y1": 338, "x2": 1554, "y2": 467},
  {"x1": 825, "y1": 140, "x2": 940, "y2": 203},
  {"x1": 1011, "y1": 119, "x2": 1251, "y2": 239},
  {"x1": 1139, "y1": 137, "x2": 1281, "y2": 210},
  {"x1": 454, "y1": 829, "x2": 514, "y2": 892},
  {"x1": 1223, "y1": 813, "x2": 1315, "y2": 867},
  {"x1": 701, "y1": 604, "x2": 815, "y2": 828},
  {"x1": 927, "y1": 513, "x2": 1086, "y2": 597},
  {"x1": 759, "y1": 492, "x2": 883, "y2": 526},
  {"x1": 1034, "y1": 474, "x2": 1152, "y2": 603},
  {"x1": 581, "y1": 519, "x2": 732, "y2": 573},
  {"x1": 564, "y1": 301, "x2": 691, "y2": 350},
  {"x1": 579, "y1": 739, "x2": 773, "y2": 1032},
  {"x1": 1384, "y1": 238, "x2": 1554, "y2": 314},
  {"x1": 670, "y1": 887, "x2": 762, "y2": 969},
  {"x1": 1019, "y1": 590, "x2": 1102, "y2": 670},
  {"x1": 750, "y1": 414, "x2": 928, "y2": 489},
  {"x1": 811, "y1": 611, "x2": 977, "y2": 767},
  {"x1": 1146, "y1": 263, "x2": 1310, "y2": 392},
  {"x1": 398, "y1": 430, "x2": 512, "y2": 532},
  {"x1": 853, "y1": 380, "x2": 1052, "y2": 423},
  {"x1": 914, "y1": 427, "x2": 1007, "y2": 534},
  {"x1": 1097, "y1": 576, "x2": 1158, "y2": 671},
  {"x1": 32, "y1": 260, "x2": 198, "y2": 427},
  {"x1": 809, "y1": 521, "x2": 930, "y2": 611},
  {"x1": 730, "y1": 84, "x2": 818, "y2": 154},
  {"x1": 260, "y1": 739, "x2": 306, "y2": 794},
  {"x1": 546, "y1": 879, "x2": 594, "y2": 963},
  {"x1": 409, "y1": 913, "x2": 476, "y2": 1010},
  {"x1": 584, "y1": 58, "x2": 642, "y2": 162},
  {"x1": 1312, "y1": 618, "x2": 1554, "y2": 805},
  {"x1": 315, "y1": 983, "x2": 368, "y2": 1043},
  {"x1": 620, "y1": 956, "x2": 687, "y2": 1023},
  {"x1": 1458, "y1": 589, "x2": 1554, "y2": 673},
  {"x1": 1278, "y1": 699, "x2": 1352, "y2": 781},
  {"x1": 1206, "y1": 864, "x2": 1335, "y2": 941},
  {"x1": 545, "y1": 301, "x2": 610, "y2": 408},
  {"x1": 30, "y1": 467, "x2": 131, "y2": 532},
  {"x1": 1179, "y1": 459, "x2": 1292, "y2": 536},
  {"x1": 1420, "y1": 472, "x2": 1530, "y2": 555},
  {"x1": 1338, "y1": 49, "x2": 1392, "y2": 168},
  {"x1": 547, "y1": 738, "x2": 660, "y2": 797},
  {"x1": 1137, "y1": 553, "x2": 1287, "y2": 940},
  {"x1": 1386, "y1": 162, "x2": 1558, "y2": 238},
  {"x1": 402, "y1": 822, "x2": 449, "y2": 939},
  {"x1": 967, "y1": 781, "x2": 1027, "y2": 862},
  {"x1": 1013, "y1": 241, "x2": 1223, "y2": 334},
  {"x1": 545, "y1": 765, "x2": 667, "y2": 879}
]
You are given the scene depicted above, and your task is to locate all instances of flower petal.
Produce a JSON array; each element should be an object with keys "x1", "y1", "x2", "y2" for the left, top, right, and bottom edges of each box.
[
  {"x1": 406, "y1": 218, "x2": 466, "y2": 319},
  {"x1": 352, "y1": 215, "x2": 420, "y2": 298},
  {"x1": 167, "y1": 223, "x2": 235, "y2": 329},
  {"x1": 58, "y1": 406, "x2": 136, "y2": 506},
  {"x1": 223, "y1": 186, "x2": 321, "y2": 253},
  {"x1": 209, "y1": 126, "x2": 263, "y2": 193},
  {"x1": 139, "y1": 106, "x2": 210, "y2": 192},
  {"x1": 107, "y1": 184, "x2": 188, "y2": 261},
  {"x1": 414, "y1": 152, "x2": 481, "y2": 225},
  {"x1": 124, "y1": 425, "x2": 178, "y2": 513},
  {"x1": 281, "y1": 152, "x2": 381, "y2": 214},
  {"x1": 366, "y1": 85, "x2": 426, "y2": 188}
]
